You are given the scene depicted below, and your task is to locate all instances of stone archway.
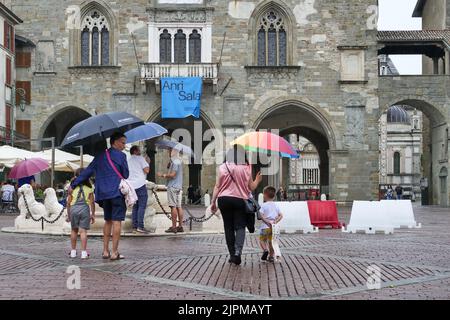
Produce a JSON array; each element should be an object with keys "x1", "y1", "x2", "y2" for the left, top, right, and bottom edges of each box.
[
  {"x1": 252, "y1": 100, "x2": 336, "y2": 199},
  {"x1": 38, "y1": 106, "x2": 92, "y2": 186},
  {"x1": 40, "y1": 106, "x2": 92, "y2": 148},
  {"x1": 253, "y1": 98, "x2": 338, "y2": 150},
  {"x1": 380, "y1": 99, "x2": 449, "y2": 205},
  {"x1": 145, "y1": 111, "x2": 218, "y2": 198}
]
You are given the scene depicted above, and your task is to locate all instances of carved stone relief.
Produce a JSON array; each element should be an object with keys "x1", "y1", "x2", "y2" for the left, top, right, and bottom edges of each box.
[
  {"x1": 35, "y1": 40, "x2": 55, "y2": 73},
  {"x1": 344, "y1": 106, "x2": 365, "y2": 149}
]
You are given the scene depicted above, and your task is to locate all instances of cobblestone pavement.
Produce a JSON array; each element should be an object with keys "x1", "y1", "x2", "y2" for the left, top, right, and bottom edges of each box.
[{"x1": 0, "y1": 206, "x2": 449, "y2": 300}]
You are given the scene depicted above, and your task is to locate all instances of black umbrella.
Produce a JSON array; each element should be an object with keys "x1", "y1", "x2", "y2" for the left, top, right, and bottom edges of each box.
[{"x1": 60, "y1": 112, "x2": 144, "y2": 149}]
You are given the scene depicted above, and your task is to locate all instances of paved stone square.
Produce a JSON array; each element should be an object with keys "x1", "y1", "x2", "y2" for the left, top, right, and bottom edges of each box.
[{"x1": 0, "y1": 206, "x2": 449, "y2": 300}]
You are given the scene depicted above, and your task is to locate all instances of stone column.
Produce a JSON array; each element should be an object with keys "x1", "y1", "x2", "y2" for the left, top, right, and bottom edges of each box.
[
  {"x1": 186, "y1": 29, "x2": 190, "y2": 63},
  {"x1": 433, "y1": 57, "x2": 440, "y2": 75},
  {"x1": 171, "y1": 33, "x2": 175, "y2": 63},
  {"x1": 446, "y1": 50, "x2": 450, "y2": 75}
]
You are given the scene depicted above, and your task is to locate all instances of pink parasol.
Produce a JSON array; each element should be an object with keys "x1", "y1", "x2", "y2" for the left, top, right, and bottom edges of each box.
[{"x1": 8, "y1": 158, "x2": 50, "y2": 180}]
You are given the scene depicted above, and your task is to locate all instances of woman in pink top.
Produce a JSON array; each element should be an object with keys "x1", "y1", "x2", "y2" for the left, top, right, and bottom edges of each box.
[{"x1": 211, "y1": 145, "x2": 262, "y2": 265}]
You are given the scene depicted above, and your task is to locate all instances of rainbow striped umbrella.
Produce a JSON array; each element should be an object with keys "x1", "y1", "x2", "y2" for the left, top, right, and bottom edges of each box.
[{"x1": 231, "y1": 132, "x2": 300, "y2": 159}]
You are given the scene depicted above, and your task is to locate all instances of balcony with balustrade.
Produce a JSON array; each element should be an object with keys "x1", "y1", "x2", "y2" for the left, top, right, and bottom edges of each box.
[{"x1": 140, "y1": 63, "x2": 219, "y2": 94}]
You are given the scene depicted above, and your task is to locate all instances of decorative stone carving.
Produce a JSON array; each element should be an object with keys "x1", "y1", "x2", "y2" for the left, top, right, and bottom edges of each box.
[
  {"x1": 158, "y1": 0, "x2": 204, "y2": 4},
  {"x1": 150, "y1": 9, "x2": 213, "y2": 23},
  {"x1": 245, "y1": 66, "x2": 301, "y2": 80},
  {"x1": 68, "y1": 66, "x2": 121, "y2": 76},
  {"x1": 35, "y1": 40, "x2": 55, "y2": 73},
  {"x1": 344, "y1": 106, "x2": 365, "y2": 149}
]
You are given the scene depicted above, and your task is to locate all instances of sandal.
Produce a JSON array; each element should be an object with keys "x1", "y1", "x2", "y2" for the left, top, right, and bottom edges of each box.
[
  {"x1": 110, "y1": 252, "x2": 125, "y2": 261},
  {"x1": 165, "y1": 227, "x2": 178, "y2": 233},
  {"x1": 102, "y1": 251, "x2": 111, "y2": 259}
]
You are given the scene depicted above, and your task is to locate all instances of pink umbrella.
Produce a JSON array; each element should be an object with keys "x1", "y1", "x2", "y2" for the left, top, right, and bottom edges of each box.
[{"x1": 8, "y1": 158, "x2": 50, "y2": 180}]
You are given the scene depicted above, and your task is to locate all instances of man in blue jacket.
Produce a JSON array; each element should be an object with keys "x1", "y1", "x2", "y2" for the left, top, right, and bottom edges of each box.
[{"x1": 70, "y1": 132, "x2": 129, "y2": 261}]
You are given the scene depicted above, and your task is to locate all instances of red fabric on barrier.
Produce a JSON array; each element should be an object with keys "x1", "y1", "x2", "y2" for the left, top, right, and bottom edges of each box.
[{"x1": 307, "y1": 200, "x2": 342, "y2": 229}]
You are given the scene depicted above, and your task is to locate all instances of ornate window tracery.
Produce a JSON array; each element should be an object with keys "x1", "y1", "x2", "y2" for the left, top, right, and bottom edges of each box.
[{"x1": 81, "y1": 10, "x2": 110, "y2": 66}]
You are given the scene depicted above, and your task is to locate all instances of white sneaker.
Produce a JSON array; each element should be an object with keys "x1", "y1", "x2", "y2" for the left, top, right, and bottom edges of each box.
[
  {"x1": 81, "y1": 251, "x2": 89, "y2": 259},
  {"x1": 70, "y1": 250, "x2": 77, "y2": 258}
]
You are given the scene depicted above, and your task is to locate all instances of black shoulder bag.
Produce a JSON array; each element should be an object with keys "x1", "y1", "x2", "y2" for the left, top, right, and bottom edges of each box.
[{"x1": 224, "y1": 164, "x2": 260, "y2": 233}]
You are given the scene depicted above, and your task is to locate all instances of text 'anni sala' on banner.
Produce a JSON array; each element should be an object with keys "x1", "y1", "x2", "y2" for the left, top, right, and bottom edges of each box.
[{"x1": 161, "y1": 77, "x2": 202, "y2": 119}]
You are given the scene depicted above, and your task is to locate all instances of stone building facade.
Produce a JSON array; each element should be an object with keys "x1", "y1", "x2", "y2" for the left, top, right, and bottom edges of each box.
[
  {"x1": 379, "y1": 106, "x2": 423, "y2": 200},
  {"x1": 3, "y1": 0, "x2": 450, "y2": 205},
  {"x1": 0, "y1": 3, "x2": 21, "y2": 142}
]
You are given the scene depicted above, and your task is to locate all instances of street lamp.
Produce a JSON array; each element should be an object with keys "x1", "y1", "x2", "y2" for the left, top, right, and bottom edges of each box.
[
  {"x1": 12, "y1": 84, "x2": 26, "y2": 112},
  {"x1": 9, "y1": 86, "x2": 57, "y2": 187},
  {"x1": 9, "y1": 84, "x2": 26, "y2": 146}
]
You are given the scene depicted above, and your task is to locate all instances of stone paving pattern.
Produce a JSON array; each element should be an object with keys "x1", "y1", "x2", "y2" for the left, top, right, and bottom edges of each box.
[{"x1": 0, "y1": 206, "x2": 449, "y2": 300}]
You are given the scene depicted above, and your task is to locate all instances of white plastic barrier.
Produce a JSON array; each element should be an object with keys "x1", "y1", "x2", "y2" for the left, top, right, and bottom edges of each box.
[
  {"x1": 380, "y1": 200, "x2": 421, "y2": 229},
  {"x1": 274, "y1": 202, "x2": 318, "y2": 234},
  {"x1": 343, "y1": 201, "x2": 394, "y2": 235}
]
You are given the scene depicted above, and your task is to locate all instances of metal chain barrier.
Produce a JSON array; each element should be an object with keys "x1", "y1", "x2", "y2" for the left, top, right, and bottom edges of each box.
[
  {"x1": 151, "y1": 190, "x2": 216, "y2": 224},
  {"x1": 21, "y1": 192, "x2": 65, "y2": 231}
]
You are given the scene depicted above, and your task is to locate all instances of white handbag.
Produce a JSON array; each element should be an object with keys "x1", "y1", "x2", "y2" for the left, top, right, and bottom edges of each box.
[{"x1": 106, "y1": 149, "x2": 138, "y2": 208}]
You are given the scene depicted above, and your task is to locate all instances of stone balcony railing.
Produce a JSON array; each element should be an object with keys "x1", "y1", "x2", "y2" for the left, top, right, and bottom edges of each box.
[{"x1": 140, "y1": 63, "x2": 219, "y2": 93}]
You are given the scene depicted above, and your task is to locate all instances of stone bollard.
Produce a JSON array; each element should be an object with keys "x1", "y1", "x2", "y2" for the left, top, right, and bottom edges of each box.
[
  {"x1": 204, "y1": 193, "x2": 211, "y2": 207},
  {"x1": 144, "y1": 181, "x2": 158, "y2": 232}
]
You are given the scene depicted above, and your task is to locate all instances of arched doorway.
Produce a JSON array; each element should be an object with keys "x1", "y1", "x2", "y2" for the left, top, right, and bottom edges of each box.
[
  {"x1": 379, "y1": 105, "x2": 423, "y2": 201},
  {"x1": 41, "y1": 106, "x2": 92, "y2": 150},
  {"x1": 39, "y1": 106, "x2": 93, "y2": 186},
  {"x1": 146, "y1": 112, "x2": 217, "y2": 200},
  {"x1": 380, "y1": 99, "x2": 448, "y2": 205},
  {"x1": 253, "y1": 102, "x2": 334, "y2": 200}
]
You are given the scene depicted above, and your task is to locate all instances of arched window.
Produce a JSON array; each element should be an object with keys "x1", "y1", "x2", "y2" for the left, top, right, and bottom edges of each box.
[
  {"x1": 101, "y1": 26, "x2": 109, "y2": 65},
  {"x1": 81, "y1": 27, "x2": 90, "y2": 66},
  {"x1": 80, "y1": 10, "x2": 111, "y2": 66},
  {"x1": 174, "y1": 30, "x2": 186, "y2": 64},
  {"x1": 189, "y1": 30, "x2": 201, "y2": 63},
  {"x1": 160, "y1": 29, "x2": 172, "y2": 63},
  {"x1": 92, "y1": 27, "x2": 99, "y2": 66},
  {"x1": 394, "y1": 152, "x2": 401, "y2": 175},
  {"x1": 257, "y1": 10, "x2": 287, "y2": 66}
]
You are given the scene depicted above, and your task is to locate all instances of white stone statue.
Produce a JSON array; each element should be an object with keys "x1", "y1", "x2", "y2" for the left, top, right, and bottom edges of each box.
[
  {"x1": 17, "y1": 184, "x2": 49, "y2": 219},
  {"x1": 44, "y1": 188, "x2": 65, "y2": 218}
]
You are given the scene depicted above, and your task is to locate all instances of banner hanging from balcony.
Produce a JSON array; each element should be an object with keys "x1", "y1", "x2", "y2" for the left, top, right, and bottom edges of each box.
[{"x1": 161, "y1": 77, "x2": 202, "y2": 119}]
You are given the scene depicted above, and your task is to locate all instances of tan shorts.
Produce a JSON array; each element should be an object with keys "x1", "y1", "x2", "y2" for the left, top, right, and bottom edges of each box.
[
  {"x1": 259, "y1": 228, "x2": 272, "y2": 242},
  {"x1": 167, "y1": 187, "x2": 182, "y2": 208}
]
